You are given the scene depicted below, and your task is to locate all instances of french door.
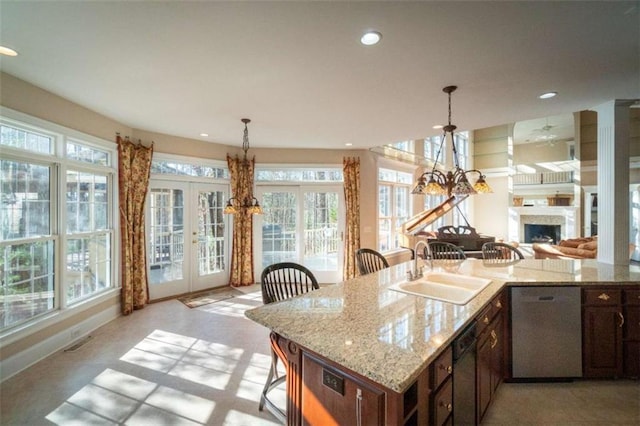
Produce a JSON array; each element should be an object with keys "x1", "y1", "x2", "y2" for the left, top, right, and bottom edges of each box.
[
  {"x1": 146, "y1": 180, "x2": 229, "y2": 300},
  {"x1": 254, "y1": 185, "x2": 344, "y2": 283}
]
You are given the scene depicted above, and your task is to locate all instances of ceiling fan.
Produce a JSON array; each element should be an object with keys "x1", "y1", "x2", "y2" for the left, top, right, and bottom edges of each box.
[{"x1": 530, "y1": 121, "x2": 559, "y2": 147}]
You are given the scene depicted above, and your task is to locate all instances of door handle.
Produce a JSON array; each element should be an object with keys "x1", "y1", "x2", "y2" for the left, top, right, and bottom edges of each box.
[{"x1": 617, "y1": 312, "x2": 624, "y2": 328}]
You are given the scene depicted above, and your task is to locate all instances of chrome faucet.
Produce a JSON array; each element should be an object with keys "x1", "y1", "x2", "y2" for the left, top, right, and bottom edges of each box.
[{"x1": 409, "y1": 240, "x2": 433, "y2": 281}]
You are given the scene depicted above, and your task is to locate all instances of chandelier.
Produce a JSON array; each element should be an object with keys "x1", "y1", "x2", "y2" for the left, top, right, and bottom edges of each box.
[
  {"x1": 412, "y1": 86, "x2": 492, "y2": 197},
  {"x1": 223, "y1": 118, "x2": 263, "y2": 215}
]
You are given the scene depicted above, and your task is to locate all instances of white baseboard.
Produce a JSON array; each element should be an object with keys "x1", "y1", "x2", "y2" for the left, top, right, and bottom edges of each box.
[{"x1": 0, "y1": 305, "x2": 121, "y2": 383}]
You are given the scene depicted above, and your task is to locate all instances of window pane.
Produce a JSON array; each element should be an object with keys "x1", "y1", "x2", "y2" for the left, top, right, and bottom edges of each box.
[
  {"x1": 66, "y1": 141, "x2": 110, "y2": 166},
  {"x1": 0, "y1": 160, "x2": 51, "y2": 240},
  {"x1": 66, "y1": 234, "x2": 111, "y2": 303},
  {"x1": 151, "y1": 159, "x2": 229, "y2": 178},
  {"x1": 379, "y1": 218, "x2": 391, "y2": 252},
  {"x1": 256, "y1": 169, "x2": 343, "y2": 182},
  {"x1": 378, "y1": 185, "x2": 391, "y2": 216},
  {"x1": 1, "y1": 240, "x2": 55, "y2": 328},
  {"x1": 66, "y1": 171, "x2": 109, "y2": 233},
  {"x1": 0, "y1": 124, "x2": 53, "y2": 154}
]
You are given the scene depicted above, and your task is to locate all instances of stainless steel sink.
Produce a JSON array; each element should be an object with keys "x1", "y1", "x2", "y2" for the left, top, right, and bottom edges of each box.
[{"x1": 389, "y1": 272, "x2": 492, "y2": 305}]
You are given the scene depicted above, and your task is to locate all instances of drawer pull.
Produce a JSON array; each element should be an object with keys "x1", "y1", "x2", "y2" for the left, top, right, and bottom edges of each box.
[
  {"x1": 597, "y1": 293, "x2": 610, "y2": 301},
  {"x1": 495, "y1": 300, "x2": 502, "y2": 309},
  {"x1": 439, "y1": 364, "x2": 453, "y2": 375},
  {"x1": 483, "y1": 316, "x2": 489, "y2": 324},
  {"x1": 618, "y1": 312, "x2": 624, "y2": 328},
  {"x1": 356, "y1": 388, "x2": 362, "y2": 426},
  {"x1": 440, "y1": 401, "x2": 453, "y2": 412}
]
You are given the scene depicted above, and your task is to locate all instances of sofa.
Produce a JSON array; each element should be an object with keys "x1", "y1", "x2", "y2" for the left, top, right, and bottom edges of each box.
[{"x1": 532, "y1": 236, "x2": 635, "y2": 260}]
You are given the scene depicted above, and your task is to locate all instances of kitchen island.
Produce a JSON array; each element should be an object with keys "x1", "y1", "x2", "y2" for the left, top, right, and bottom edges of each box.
[{"x1": 245, "y1": 258, "x2": 640, "y2": 425}]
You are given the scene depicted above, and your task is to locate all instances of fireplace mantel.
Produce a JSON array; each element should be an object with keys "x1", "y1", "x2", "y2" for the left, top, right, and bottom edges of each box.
[{"x1": 509, "y1": 206, "x2": 579, "y2": 243}]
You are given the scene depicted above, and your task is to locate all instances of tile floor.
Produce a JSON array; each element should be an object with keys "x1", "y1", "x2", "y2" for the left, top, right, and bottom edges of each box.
[{"x1": 1, "y1": 285, "x2": 638, "y2": 426}]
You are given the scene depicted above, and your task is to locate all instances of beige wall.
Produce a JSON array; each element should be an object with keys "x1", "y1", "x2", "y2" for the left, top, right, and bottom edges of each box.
[
  {"x1": 473, "y1": 175, "x2": 511, "y2": 241},
  {"x1": 0, "y1": 73, "x2": 379, "y2": 368}
]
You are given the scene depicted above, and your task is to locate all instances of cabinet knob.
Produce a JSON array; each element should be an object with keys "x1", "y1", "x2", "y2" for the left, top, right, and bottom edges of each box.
[
  {"x1": 496, "y1": 300, "x2": 502, "y2": 309},
  {"x1": 483, "y1": 316, "x2": 489, "y2": 324},
  {"x1": 440, "y1": 402, "x2": 453, "y2": 412},
  {"x1": 439, "y1": 364, "x2": 453, "y2": 375},
  {"x1": 597, "y1": 293, "x2": 610, "y2": 301}
]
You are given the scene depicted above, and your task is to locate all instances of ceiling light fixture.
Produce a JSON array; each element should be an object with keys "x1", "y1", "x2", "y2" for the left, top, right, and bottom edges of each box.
[
  {"x1": 200, "y1": 133, "x2": 209, "y2": 137},
  {"x1": 360, "y1": 31, "x2": 382, "y2": 46},
  {"x1": 0, "y1": 46, "x2": 18, "y2": 57},
  {"x1": 224, "y1": 118, "x2": 263, "y2": 215},
  {"x1": 412, "y1": 86, "x2": 492, "y2": 197},
  {"x1": 539, "y1": 91, "x2": 558, "y2": 99}
]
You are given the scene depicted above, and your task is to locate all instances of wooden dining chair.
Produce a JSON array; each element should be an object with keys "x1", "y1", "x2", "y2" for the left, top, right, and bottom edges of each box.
[
  {"x1": 482, "y1": 242, "x2": 524, "y2": 261},
  {"x1": 355, "y1": 248, "x2": 390, "y2": 275},
  {"x1": 426, "y1": 241, "x2": 467, "y2": 260},
  {"x1": 259, "y1": 262, "x2": 319, "y2": 423}
]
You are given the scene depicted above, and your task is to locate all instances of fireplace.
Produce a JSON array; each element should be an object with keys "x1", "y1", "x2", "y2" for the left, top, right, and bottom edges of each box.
[
  {"x1": 524, "y1": 224, "x2": 561, "y2": 244},
  {"x1": 508, "y1": 206, "x2": 578, "y2": 243}
]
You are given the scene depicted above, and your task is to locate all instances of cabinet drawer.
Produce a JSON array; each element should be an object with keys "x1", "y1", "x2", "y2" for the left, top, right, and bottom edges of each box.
[
  {"x1": 431, "y1": 345, "x2": 453, "y2": 390},
  {"x1": 625, "y1": 289, "x2": 640, "y2": 306},
  {"x1": 624, "y1": 305, "x2": 640, "y2": 340},
  {"x1": 492, "y1": 291, "x2": 505, "y2": 314},
  {"x1": 432, "y1": 376, "x2": 453, "y2": 426},
  {"x1": 584, "y1": 289, "x2": 622, "y2": 306},
  {"x1": 476, "y1": 305, "x2": 492, "y2": 335}
]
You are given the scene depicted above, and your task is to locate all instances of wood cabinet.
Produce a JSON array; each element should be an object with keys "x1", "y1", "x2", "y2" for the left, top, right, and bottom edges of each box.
[
  {"x1": 430, "y1": 345, "x2": 453, "y2": 426},
  {"x1": 477, "y1": 290, "x2": 506, "y2": 423},
  {"x1": 623, "y1": 289, "x2": 640, "y2": 378},
  {"x1": 582, "y1": 288, "x2": 624, "y2": 378},
  {"x1": 301, "y1": 352, "x2": 385, "y2": 426}
]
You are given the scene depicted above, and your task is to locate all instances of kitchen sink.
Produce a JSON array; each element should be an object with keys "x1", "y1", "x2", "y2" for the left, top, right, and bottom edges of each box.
[{"x1": 389, "y1": 272, "x2": 492, "y2": 305}]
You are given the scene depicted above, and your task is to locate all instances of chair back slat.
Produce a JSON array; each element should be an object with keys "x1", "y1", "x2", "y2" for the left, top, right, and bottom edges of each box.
[
  {"x1": 482, "y1": 242, "x2": 524, "y2": 261},
  {"x1": 261, "y1": 262, "x2": 319, "y2": 305},
  {"x1": 355, "y1": 248, "x2": 390, "y2": 275},
  {"x1": 427, "y1": 241, "x2": 467, "y2": 260}
]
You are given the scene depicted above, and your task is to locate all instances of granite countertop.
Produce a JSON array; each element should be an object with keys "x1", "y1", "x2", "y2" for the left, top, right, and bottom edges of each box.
[{"x1": 244, "y1": 258, "x2": 640, "y2": 393}]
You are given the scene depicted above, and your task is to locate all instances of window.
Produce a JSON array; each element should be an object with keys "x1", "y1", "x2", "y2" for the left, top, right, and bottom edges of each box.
[
  {"x1": 1, "y1": 114, "x2": 116, "y2": 332},
  {"x1": 424, "y1": 135, "x2": 446, "y2": 165},
  {"x1": 378, "y1": 168, "x2": 412, "y2": 252}
]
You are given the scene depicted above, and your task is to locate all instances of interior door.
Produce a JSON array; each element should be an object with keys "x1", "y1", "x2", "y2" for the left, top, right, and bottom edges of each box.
[
  {"x1": 254, "y1": 185, "x2": 344, "y2": 283},
  {"x1": 147, "y1": 181, "x2": 229, "y2": 300}
]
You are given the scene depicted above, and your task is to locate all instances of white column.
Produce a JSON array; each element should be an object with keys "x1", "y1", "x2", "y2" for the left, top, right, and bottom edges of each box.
[{"x1": 594, "y1": 101, "x2": 630, "y2": 265}]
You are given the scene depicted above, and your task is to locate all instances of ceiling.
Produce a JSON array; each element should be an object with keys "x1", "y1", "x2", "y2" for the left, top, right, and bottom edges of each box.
[{"x1": 1, "y1": 1, "x2": 638, "y2": 150}]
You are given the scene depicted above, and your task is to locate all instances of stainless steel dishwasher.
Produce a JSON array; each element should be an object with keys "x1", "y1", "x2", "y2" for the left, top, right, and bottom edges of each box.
[
  {"x1": 453, "y1": 322, "x2": 476, "y2": 425},
  {"x1": 511, "y1": 286, "x2": 582, "y2": 379}
]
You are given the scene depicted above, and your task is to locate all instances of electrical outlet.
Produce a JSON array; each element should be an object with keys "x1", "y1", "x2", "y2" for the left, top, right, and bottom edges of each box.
[{"x1": 70, "y1": 328, "x2": 81, "y2": 340}]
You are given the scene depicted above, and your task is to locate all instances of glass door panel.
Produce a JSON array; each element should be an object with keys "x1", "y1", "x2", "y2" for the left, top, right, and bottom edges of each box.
[
  {"x1": 148, "y1": 182, "x2": 188, "y2": 299},
  {"x1": 147, "y1": 181, "x2": 229, "y2": 300},
  {"x1": 258, "y1": 189, "x2": 298, "y2": 269},
  {"x1": 191, "y1": 184, "x2": 229, "y2": 291},
  {"x1": 255, "y1": 186, "x2": 343, "y2": 283},
  {"x1": 303, "y1": 189, "x2": 342, "y2": 282}
]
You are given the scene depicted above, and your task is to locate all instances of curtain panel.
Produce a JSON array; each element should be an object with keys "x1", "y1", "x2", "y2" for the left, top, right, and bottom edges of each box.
[
  {"x1": 117, "y1": 135, "x2": 153, "y2": 315},
  {"x1": 343, "y1": 157, "x2": 361, "y2": 280},
  {"x1": 227, "y1": 154, "x2": 255, "y2": 286}
]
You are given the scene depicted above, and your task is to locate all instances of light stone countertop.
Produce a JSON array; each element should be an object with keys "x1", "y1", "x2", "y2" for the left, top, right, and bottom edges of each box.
[{"x1": 244, "y1": 258, "x2": 640, "y2": 393}]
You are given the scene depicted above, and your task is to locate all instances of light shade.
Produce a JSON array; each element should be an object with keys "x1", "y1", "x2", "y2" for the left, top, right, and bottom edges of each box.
[
  {"x1": 424, "y1": 177, "x2": 446, "y2": 195},
  {"x1": 473, "y1": 175, "x2": 493, "y2": 194},
  {"x1": 452, "y1": 175, "x2": 477, "y2": 195}
]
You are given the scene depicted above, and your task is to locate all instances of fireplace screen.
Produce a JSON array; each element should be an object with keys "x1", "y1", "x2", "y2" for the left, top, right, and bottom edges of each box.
[{"x1": 524, "y1": 224, "x2": 561, "y2": 244}]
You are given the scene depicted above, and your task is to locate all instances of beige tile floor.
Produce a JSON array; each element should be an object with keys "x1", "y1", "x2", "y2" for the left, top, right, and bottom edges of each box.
[{"x1": 1, "y1": 284, "x2": 638, "y2": 426}]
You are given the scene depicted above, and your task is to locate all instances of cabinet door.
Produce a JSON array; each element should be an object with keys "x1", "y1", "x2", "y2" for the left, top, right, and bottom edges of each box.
[
  {"x1": 476, "y1": 331, "x2": 492, "y2": 422},
  {"x1": 301, "y1": 353, "x2": 385, "y2": 426},
  {"x1": 583, "y1": 306, "x2": 624, "y2": 377},
  {"x1": 490, "y1": 315, "x2": 504, "y2": 393}
]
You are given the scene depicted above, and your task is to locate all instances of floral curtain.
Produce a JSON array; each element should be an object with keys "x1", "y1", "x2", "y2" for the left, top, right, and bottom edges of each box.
[
  {"x1": 227, "y1": 154, "x2": 255, "y2": 286},
  {"x1": 117, "y1": 135, "x2": 153, "y2": 315},
  {"x1": 343, "y1": 157, "x2": 361, "y2": 280}
]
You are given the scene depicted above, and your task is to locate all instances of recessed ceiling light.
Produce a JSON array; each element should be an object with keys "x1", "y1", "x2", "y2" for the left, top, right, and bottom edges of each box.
[
  {"x1": 345, "y1": 143, "x2": 353, "y2": 146},
  {"x1": 0, "y1": 46, "x2": 18, "y2": 57},
  {"x1": 539, "y1": 92, "x2": 558, "y2": 99},
  {"x1": 360, "y1": 31, "x2": 382, "y2": 46},
  {"x1": 432, "y1": 125, "x2": 444, "y2": 130},
  {"x1": 200, "y1": 133, "x2": 209, "y2": 137}
]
